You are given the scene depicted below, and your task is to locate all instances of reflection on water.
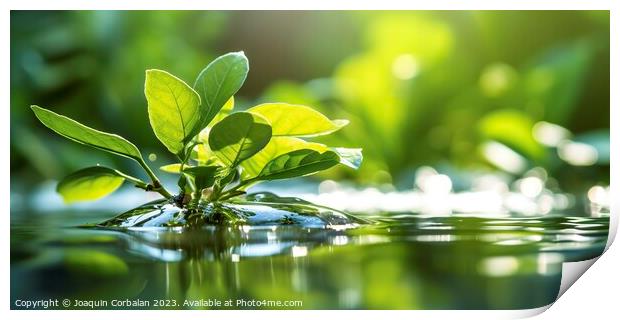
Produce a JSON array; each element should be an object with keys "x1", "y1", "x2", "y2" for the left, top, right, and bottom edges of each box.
[{"x1": 11, "y1": 205, "x2": 608, "y2": 310}]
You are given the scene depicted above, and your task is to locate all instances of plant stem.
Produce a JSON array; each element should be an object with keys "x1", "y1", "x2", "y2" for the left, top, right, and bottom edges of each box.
[
  {"x1": 138, "y1": 158, "x2": 172, "y2": 199},
  {"x1": 190, "y1": 189, "x2": 201, "y2": 208},
  {"x1": 178, "y1": 141, "x2": 202, "y2": 205},
  {"x1": 217, "y1": 178, "x2": 254, "y2": 201},
  {"x1": 114, "y1": 171, "x2": 149, "y2": 189},
  {"x1": 217, "y1": 191, "x2": 246, "y2": 202},
  {"x1": 208, "y1": 181, "x2": 223, "y2": 202}
]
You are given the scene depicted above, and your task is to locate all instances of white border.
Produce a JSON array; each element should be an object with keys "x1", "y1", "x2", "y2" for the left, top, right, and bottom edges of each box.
[{"x1": 2, "y1": 1, "x2": 617, "y2": 320}]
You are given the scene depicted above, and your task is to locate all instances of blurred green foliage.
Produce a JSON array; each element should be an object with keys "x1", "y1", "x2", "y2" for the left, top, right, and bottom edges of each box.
[
  {"x1": 11, "y1": 11, "x2": 609, "y2": 191},
  {"x1": 261, "y1": 11, "x2": 610, "y2": 190}
]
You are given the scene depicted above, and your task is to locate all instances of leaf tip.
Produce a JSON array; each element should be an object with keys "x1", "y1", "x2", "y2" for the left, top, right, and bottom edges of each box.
[
  {"x1": 30, "y1": 105, "x2": 44, "y2": 114},
  {"x1": 229, "y1": 51, "x2": 249, "y2": 66},
  {"x1": 145, "y1": 69, "x2": 163, "y2": 77},
  {"x1": 333, "y1": 119, "x2": 350, "y2": 128},
  {"x1": 30, "y1": 105, "x2": 48, "y2": 121}
]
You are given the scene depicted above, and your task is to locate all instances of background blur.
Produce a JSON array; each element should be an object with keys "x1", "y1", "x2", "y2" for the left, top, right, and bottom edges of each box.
[{"x1": 10, "y1": 11, "x2": 610, "y2": 199}]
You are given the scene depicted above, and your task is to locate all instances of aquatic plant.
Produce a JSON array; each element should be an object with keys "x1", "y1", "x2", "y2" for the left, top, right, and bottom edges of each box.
[{"x1": 31, "y1": 52, "x2": 362, "y2": 223}]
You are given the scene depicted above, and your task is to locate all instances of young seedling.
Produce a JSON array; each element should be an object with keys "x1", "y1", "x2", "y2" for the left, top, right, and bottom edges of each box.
[{"x1": 31, "y1": 52, "x2": 362, "y2": 222}]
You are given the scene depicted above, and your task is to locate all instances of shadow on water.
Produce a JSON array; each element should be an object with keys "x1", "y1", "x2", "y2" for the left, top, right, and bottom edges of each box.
[{"x1": 10, "y1": 192, "x2": 609, "y2": 310}]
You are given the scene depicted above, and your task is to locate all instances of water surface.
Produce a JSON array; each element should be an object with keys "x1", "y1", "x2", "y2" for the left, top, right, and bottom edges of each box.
[{"x1": 11, "y1": 205, "x2": 608, "y2": 310}]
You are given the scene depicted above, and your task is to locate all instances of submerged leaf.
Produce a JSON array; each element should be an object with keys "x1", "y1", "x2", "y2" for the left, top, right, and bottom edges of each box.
[
  {"x1": 254, "y1": 149, "x2": 340, "y2": 181},
  {"x1": 193, "y1": 52, "x2": 249, "y2": 134},
  {"x1": 31, "y1": 106, "x2": 144, "y2": 163},
  {"x1": 64, "y1": 250, "x2": 129, "y2": 277},
  {"x1": 145, "y1": 69, "x2": 202, "y2": 155},
  {"x1": 208, "y1": 112, "x2": 272, "y2": 167},
  {"x1": 248, "y1": 103, "x2": 348, "y2": 137},
  {"x1": 57, "y1": 166, "x2": 126, "y2": 203}
]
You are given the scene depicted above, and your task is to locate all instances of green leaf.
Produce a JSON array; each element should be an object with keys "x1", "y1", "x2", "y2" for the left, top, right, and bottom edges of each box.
[
  {"x1": 247, "y1": 103, "x2": 348, "y2": 137},
  {"x1": 192, "y1": 103, "x2": 238, "y2": 165},
  {"x1": 241, "y1": 137, "x2": 328, "y2": 179},
  {"x1": 145, "y1": 69, "x2": 202, "y2": 155},
  {"x1": 241, "y1": 138, "x2": 363, "y2": 179},
  {"x1": 332, "y1": 147, "x2": 363, "y2": 169},
  {"x1": 31, "y1": 105, "x2": 144, "y2": 163},
  {"x1": 191, "y1": 130, "x2": 217, "y2": 164},
  {"x1": 208, "y1": 112, "x2": 272, "y2": 167},
  {"x1": 193, "y1": 52, "x2": 249, "y2": 133},
  {"x1": 182, "y1": 165, "x2": 219, "y2": 190},
  {"x1": 211, "y1": 96, "x2": 235, "y2": 126},
  {"x1": 57, "y1": 166, "x2": 126, "y2": 203},
  {"x1": 254, "y1": 149, "x2": 340, "y2": 181},
  {"x1": 190, "y1": 96, "x2": 235, "y2": 164},
  {"x1": 217, "y1": 168, "x2": 239, "y2": 187},
  {"x1": 160, "y1": 163, "x2": 184, "y2": 173}
]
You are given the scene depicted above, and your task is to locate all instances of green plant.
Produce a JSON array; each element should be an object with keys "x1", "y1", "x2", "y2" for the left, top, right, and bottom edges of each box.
[{"x1": 31, "y1": 52, "x2": 362, "y2": 210}]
